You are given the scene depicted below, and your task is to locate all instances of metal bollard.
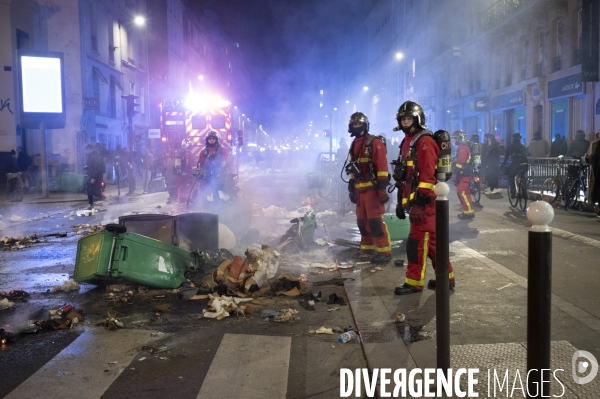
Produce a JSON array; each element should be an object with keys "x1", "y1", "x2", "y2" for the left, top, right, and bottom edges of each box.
[
  {"x1": 434, "y1": 181, "x2": 450, "y2": 373},
  {"x1": 526, "y1": 200, "x2": 554, "y2": 397}
]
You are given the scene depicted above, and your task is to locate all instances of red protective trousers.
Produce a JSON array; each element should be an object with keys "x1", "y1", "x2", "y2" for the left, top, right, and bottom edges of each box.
[
  {"x1": 355, "y1": 189, "x2": 392, "y2": 254},
  {"x1": 405, "y1": 201, "x2": 455, "y2": 289},
  {"x1": 456, "y1": 175, "x2": 474, "y2": 215}
]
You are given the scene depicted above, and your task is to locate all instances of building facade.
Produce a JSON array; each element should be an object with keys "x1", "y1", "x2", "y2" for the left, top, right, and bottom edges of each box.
[
  {"x1": 0, "y1": 0, "x2": 239, "y2": 188},
  {"x1": 366, "y1": 0, "x2": 600, "y2": 148}
]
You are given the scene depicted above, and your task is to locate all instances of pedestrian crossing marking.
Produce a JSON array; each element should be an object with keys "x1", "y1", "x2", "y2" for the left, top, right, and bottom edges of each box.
[
  {"x1": 197, "y1": 333, "x2": 291, "y2": 399},
  {"x1": 5, "y1": 327, "x2": 161, "y2": 399}
]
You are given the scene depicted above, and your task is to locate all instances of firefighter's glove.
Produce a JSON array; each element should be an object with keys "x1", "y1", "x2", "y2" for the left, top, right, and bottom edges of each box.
[
  {"x1": 377, "y1": 190, "x2": 389, "y2": 204},
  {"x1": 348, "y1": 180, "x2": 357, "y2": 204},
  {"x1": 409, "y1": 205, "x2": 425, "y2": 225},
  {"x1": 395, "y1": 204, "x2": 406, "y2": 220}
]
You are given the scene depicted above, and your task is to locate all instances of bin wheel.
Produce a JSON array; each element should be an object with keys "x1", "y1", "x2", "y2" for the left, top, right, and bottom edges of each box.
[{"x1": 105, "y1": 223, "x2": 127, "y2": 234}]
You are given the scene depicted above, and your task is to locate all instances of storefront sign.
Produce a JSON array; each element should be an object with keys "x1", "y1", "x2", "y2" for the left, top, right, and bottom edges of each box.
[
  {"x1": 473, "y1": 97, "x2": 489, "y2": 112},
  {"x1": 148, "y1": 128, "x2": 161, "y2": 139},
  {"x1": 548, "y1": 73, "x2": 582, "y2": 99},
  {"x1": 490, "y1": 89, "x2": 523, "y2": 111},
  {"x1": 83, "y1": 97, "x2": 98, "y2": 110}
]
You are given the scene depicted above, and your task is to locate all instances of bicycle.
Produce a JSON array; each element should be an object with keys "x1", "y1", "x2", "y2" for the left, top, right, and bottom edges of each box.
[
  {"x1": 470, "y1": 171, "x2": 481, "y2": 203},
  {"x1": 541, "y1": 156, "x2": 567, "y2": 205},
  {"x1": 335, "y1": 178, "x2": 353, "y2": 216},
  {"x1": 564, "y1": 158, "x2": 589, "y2": 210},
  {"x1": 318, "y1": 161, "x2": 338, "y2": 200},
  {"x1": 508, "y1": 165, "x2": 529, "y2": 211}
]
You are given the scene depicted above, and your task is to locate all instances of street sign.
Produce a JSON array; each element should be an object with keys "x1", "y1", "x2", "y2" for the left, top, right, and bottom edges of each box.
[
  {"x1": 148, "y1": 128, "x2": 161, "y2": 139},
  {"x1": 83, "y1": 97, "x2": 99, "y2": 110}
]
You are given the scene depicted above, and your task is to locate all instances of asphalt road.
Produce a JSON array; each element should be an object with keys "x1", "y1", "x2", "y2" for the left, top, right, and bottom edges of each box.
[{"x1": 1, "y1": 170, "x2": 599, "y2": 398}]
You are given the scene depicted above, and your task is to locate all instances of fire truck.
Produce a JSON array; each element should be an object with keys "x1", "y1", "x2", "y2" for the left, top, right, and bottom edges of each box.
[{"x1": 160, "y1": 95, "x2": 234, "y2": 158}]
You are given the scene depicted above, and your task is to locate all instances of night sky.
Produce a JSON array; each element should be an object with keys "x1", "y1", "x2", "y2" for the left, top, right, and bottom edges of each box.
[{"x1": 194, "y1": 0, "x2": 375, "y2": 136}]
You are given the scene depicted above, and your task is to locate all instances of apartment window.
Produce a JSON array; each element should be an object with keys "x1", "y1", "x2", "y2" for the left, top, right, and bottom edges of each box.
[
  {"x1": 109, "y1": 78, "x2": 116, "y2": 118},
  {"x1": 90, "y1": 2, "x2": 98, "y2": 52},
  {"x1": 16, "y1": 29, "x2": 30, "y2": 49},
  {"x1": 578, "y1": 10, "x2": 582, "y2": 50},
  {"x1": 556, "y1": 21, "x2": 563, "y2": 57},
  {"x1": 130, "y1": 82, "x2": 135, "y2": 95},
  {"x1": 507, "y1": 44, "x2": 513, "y2": 84},
  {"x1": 538, "y1": 30, "x2": 543, "y2": 64},
  {"x1": 92, "y1": 74, "x2": 100, "y2": 110},
  {"x1": 522, "y1": 39, "x2": 529, "y2": 79},
  {"x1": 108, "y1": 19, "x2": 115, "y2": 62},
  {"x1": 140, "y1": 87, "x2": 145, "y2": 115}
]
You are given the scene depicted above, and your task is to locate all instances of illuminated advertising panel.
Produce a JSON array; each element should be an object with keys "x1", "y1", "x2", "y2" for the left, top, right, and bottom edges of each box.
[{"x1": 18, "y1": 51, "x2": 66, "y2": 128}]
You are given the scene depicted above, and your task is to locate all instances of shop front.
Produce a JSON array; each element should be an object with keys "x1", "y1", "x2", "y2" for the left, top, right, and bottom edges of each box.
[
  {"x1": 490, "y1": 88, "x2": 525, "y2": 145},
  {"x1": 547, "y1": 72, "x2": 584, "y2": 142},
  {"x1": 462, "y1": 93, "x2": 487, "y2": 140}
]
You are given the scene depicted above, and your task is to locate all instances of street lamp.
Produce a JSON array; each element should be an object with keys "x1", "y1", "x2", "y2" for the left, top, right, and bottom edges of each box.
[{"x1": 134, "y1": 16, "x2": 145, "y2": 26}]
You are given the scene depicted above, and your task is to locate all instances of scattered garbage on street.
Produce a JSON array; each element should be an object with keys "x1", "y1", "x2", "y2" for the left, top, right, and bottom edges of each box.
[
  {"x1": 338, "y1": 330, "x2": 358, "y2": 343},
  {"x1": 1, "y1": 199, "x2": 362, "y2": 350},
  {"x1": 52, "y1": 280, "x2": 80, "y2": 292}
]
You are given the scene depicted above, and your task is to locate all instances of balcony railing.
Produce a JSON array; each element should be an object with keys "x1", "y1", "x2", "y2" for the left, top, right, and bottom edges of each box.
[{"x1": 480, "y1": 0, "x2": 534, "y2": 30}]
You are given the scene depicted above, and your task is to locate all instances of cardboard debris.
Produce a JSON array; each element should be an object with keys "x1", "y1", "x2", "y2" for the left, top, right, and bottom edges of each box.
[
  {"x1": 153, "y1": 304, "x2": 171, "y2": 313},
  {"x1": 262, "y1": 308, "x2": 298, "y2": 322},
  {"x1": 316, "y1": 326, "x2": 334, "y2": 335},
  {"x1": 280, "y1": 287, "x2": 301, "y2": 297},
  {"x1": 0, "y1": 298, "x2": 15, "y2": 311},
  {"x1": 52, "y1": 280, "x2": 80, "y2": 292},
  {"x1": 201, "y1": 295, "x2": 254, "y2": 320}
]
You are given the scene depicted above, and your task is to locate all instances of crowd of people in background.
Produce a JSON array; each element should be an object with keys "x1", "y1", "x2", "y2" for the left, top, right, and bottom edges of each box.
[{"x1": 463, "y1": 128, "x2": 600, "y2": 209}]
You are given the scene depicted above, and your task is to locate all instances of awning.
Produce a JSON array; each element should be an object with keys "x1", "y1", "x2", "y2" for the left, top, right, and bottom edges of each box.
[
  {"x1": 92, "y1": 67, "x2": 108, "y2": 84},
  {"x1": 110, "y1": 75, "x2": 123, "y2": 91}
]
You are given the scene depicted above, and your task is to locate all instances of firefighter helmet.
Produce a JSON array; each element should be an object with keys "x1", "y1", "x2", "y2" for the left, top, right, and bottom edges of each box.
[
  {"x1": 395, "y1": 101, "x2": 427, "y2": 132},
  {"x1": 451, "y1": 130, "x2": 467, "y2": 143},
  {"x1": 206, "y1": 131, "x2": 219, "y2": 147},
  {"x1": 348, "y1": 112, "x2": 370, "y2": 136}
]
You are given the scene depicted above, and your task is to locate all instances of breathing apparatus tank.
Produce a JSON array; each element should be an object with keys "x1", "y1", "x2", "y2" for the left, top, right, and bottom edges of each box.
[
  {"x1": 470, "y1": 141, "x2": 482, "y2": 172},
  {"x1": 433, "y1": 130, "x2": 452, "y2": 182}
]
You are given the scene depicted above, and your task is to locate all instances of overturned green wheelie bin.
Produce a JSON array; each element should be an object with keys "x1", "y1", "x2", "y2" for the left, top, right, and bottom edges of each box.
[{"x1": 73, "y1": 224, "x2": 200, "y2": 288}]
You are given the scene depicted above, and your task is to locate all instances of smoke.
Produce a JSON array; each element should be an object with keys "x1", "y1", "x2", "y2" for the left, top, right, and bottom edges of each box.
[{"x1": 196, "y1": 0, "x2": 374, "y2": 134}]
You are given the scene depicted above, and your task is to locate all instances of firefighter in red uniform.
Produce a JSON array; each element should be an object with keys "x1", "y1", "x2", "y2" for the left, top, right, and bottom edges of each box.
[
  {"x1": 176, "y1": 138, "x2": 196, "y2": 205},
  {"x1": 452, "y1": 130, "x2": 475, "y2": 219},
  {"x1": 392, "y1": 101, "x2": 456, "y2": 295},
  {"x1": 197, "y1": 131, "x2": 230, "y2": 202},
  {"x1": 346, "y1": 112, "x2": 392, "y2": 264}
]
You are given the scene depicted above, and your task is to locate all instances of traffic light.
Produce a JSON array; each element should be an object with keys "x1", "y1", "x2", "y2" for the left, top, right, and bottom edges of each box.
[
  {"x1": 122, "y1": 94, "x2": 140, "y2": 118},
  {"x1": 323, "y1": 129, "x2": 331, "y2": 137},
  {"x1": 227, "y1": 132, "x2": 232, "y2": 143},
  {"x1": 236, "y1": 129, "x2": 244, "y2": 146}
]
